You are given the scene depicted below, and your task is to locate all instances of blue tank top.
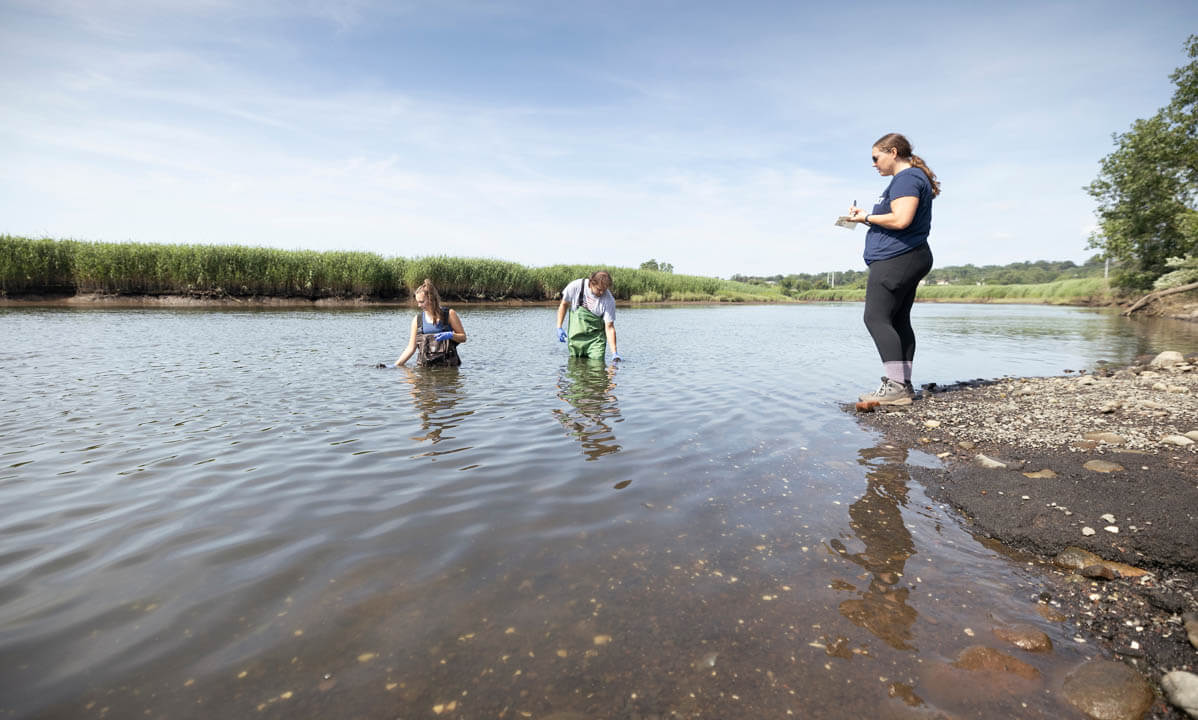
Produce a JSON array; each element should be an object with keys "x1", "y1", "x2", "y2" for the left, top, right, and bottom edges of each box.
[{"x1": 419, "y1": 309, "x2": 453, "y2": 334}]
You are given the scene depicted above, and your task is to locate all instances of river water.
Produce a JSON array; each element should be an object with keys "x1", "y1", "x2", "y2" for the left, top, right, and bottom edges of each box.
[{"x1": 2, "y1": 303, "x2": 1197, "y2": 719}]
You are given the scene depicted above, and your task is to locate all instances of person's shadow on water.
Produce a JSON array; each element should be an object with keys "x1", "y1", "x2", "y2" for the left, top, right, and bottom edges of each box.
[
  {"x1": 553, "y1": 357, "x2": 622, "y2": 462},
  {"x1": 830, "y1": 443, "x2": 919, "y2": 651}
]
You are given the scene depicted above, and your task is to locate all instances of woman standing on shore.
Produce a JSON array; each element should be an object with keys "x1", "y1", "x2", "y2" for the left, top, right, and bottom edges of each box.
[
  {"x1": 394, "y1": 279, "x2": 467, "y2": 367},
  {"x1": 848, "y1": 133, "x2": 938, "y2": 405}
]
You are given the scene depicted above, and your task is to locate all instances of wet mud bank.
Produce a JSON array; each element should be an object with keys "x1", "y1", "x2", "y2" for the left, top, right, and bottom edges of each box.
[{"x1": 852, "y1": 352, "x2": 1198, "y2": 718}]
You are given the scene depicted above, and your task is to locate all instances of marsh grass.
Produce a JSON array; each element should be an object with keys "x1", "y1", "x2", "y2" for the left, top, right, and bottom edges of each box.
[{"x1": 1, "y1": 236, "x2": 1112, "y2": 304}]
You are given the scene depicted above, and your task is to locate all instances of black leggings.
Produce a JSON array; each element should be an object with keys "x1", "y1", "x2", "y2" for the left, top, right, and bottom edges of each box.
[{"x1": 863, "y1": 243, "x2": 933, "y2": 363}]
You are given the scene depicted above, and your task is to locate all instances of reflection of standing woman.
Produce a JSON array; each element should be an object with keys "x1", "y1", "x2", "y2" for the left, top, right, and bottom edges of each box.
[
  {"x1": 848, "y1": 133, "x2": 938, "y2": 405},
  {"x1": 394, "y1": 279, "x2": 467, "y2": 367}
]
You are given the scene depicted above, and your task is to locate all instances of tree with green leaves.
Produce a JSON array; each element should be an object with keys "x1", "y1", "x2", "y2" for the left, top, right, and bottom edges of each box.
[{"x1": 1086, "y1": 35, "x2": 1198, "y2": 290}]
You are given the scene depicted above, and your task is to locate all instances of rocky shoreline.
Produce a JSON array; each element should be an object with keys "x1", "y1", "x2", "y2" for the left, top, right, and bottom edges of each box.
[{"x1": 852, "y1": 351, "x2": 1198, "y2": 719}]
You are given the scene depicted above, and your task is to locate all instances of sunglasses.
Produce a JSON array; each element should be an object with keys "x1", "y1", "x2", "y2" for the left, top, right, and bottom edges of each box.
[{"x1": 872, "y1": 149, "x2": 893, "y2": 163}]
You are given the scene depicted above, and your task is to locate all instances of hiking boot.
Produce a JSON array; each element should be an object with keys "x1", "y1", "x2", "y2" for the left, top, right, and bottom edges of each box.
[{"x1": 858, "y1": 377, "x2": 914, "y2": 406}]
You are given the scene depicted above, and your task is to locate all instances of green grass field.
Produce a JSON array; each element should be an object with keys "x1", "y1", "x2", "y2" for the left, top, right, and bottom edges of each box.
[{"x1": 1, "y1": 236, "x2": 1113, "y2": 305}]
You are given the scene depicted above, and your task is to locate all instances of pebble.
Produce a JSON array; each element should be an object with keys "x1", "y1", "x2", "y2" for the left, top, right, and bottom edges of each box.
[
  {"x1": 1161, "y1": 671, "x2": 1198, "y2": 719},
  {"x1": 993, "y1": 624, "x2": 1053, "y2": 652},
  {"x1": 1082, "y1": 526, "x2": 1096, "y2": 536},
  {"x1": 1083, "y1": 431, "x2": 1125, "y2": 445},
  {"x1": 1062, "y1": 659, "x2": 1154, "y2": 720},
  {"x1": 1100, "y1": 513, "x2": 1116, "y2": 523},
  {"x1": 1187, "y1": 430, "x2": 1198, "y2": 442},
  {"x1": 923, "y1": 419, "x2": 941, "y2": 428},
  {"x1": 1023, "y1": 468, "x2": 1058, "y2": 478},
  {"x1": 1083, "y1": 459, "x2": 1124, "y2": 473},
  {"x1": 1186, "y1": 613, "x2": 1198, "y2": 651},
  {"x1": 1104, "y1": 525, "x2": 1120, "y2": 534}
]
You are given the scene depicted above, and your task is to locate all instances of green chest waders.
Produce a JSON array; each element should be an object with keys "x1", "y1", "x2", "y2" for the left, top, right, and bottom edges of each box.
[{"x1": 567, "y1": 290, "x2": 607, "y2": 360}]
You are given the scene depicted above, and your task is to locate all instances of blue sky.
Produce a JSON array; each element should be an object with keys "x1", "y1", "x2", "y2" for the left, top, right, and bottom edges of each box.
[{"x1": 2, "y1": 1, "x2": 1195, "y2": 277}]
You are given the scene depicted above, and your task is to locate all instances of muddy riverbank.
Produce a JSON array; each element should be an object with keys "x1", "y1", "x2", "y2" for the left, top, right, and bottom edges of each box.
[{"x1": 853, "y1": 351, "x2": 1198, "y2": 718}]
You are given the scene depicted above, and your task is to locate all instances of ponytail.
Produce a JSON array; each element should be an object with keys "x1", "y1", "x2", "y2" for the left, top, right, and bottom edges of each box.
[{"x1": 909, "y1": 154, "x2": 941, "y2": 197}]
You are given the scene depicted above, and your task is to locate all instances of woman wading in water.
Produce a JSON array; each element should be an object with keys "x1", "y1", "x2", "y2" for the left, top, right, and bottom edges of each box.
[
  {"x1": 394, "y1": 279, "x2": 467, "y2": 367},
  {"x1": 847, "y1": 133, "x2": 939, "y2": 405}
]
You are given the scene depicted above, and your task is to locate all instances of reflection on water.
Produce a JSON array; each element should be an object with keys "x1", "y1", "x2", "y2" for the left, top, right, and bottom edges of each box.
[
  {"x1": 398, "y1": 366, "x2": 470, "y2": 447},
  {"x1": 834, "y1": 443, "x2": 918, "y2": 652},
  {"x1": 553, "y1": 357, "x2": 622, "y2": 462}
]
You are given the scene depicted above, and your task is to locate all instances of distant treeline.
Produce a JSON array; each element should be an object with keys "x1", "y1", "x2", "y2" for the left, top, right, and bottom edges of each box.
[
  {"x1": 792, "y1": 277, "x2": 1111, "y2": 303},
  {"x1": 732, "y1": 256, "x2": 1109, "y2": 294},
  {"x1": 0, "y1": 236, "x2": 787, "y2": 303}
]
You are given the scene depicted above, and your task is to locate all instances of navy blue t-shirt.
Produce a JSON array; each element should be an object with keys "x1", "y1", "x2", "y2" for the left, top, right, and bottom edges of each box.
[{"x1": 863, "y1": 167, "x2": 933, "y2": 264}]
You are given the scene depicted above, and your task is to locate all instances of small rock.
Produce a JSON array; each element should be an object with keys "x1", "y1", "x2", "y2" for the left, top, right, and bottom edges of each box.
[
  {"x1": 1037, "y1": 604, "x2": 1067, "y2": 622},
  {"x1": 1080, "y1": 564, "x2": 1116, "y2": 580},
  {"x1": 1186, "y1": 430, "x2": 1198, "y2": 442},
  {"x1": 1083, "y1": 459, "x2": 1124, "y2": 473},
  {"x1": 1161, "y1": 671, "x2": 1198, "y2": 719},
  {"x1": 1153, "y1": 382, "x2": 1170, "y2": 392},
  {"x1": 1099, "y1": 400, "x2": 1121, "y2": 413},
  {"x1": 1161, "y1": 434, "x2": 1195, "y2": 447},
  {"x1": 1082, "y1": 526, "x2": 1096, "y2": 536},
  {"x1": 1084, "y1": 432, "x2": 1125, "y2": 445},
  {"x1": 1063, "y1": 659, "x2": 1154, "y2": 720},
  {"x1": 1168, "y1": 385, "x2": 1191, "y2": 394},
  {"x1": 1023, "y1": 469, "x2": 1058, "y2": 479},
  {"x1": 1100, "y1": 513, "x2": 1116, "y2": 523},
  {"x1": 1104, "y1": 526, "x2": 1119, "y2": 534},
  {"x1": 975, "y1": 454, "x2": 1007, "y2": 469},
  {"x1": 1185, "y1": 613, "x2": 1198, "y2": 650},
  {"x1": 958, "y1": 440, "x2": 975, "y2": 450},
  {"x1": 993, "y1": 625, "x2": 1053, "y2": 653},
  {"x1": 1077, "y1": 375, "x2": 1098, "y2": 386}
]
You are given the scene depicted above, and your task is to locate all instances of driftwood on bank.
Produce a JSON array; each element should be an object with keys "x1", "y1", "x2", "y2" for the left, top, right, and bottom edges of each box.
[{"x1": 1123, "y1": 281, "x2": 1198, "y2": 316}]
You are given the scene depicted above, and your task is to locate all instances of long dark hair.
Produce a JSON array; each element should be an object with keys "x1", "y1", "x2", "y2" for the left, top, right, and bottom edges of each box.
[
  {"x1": 415, "y1": 278, "x2": 443, "y2": 325},
  {"x1": 874, "y1": 132, "x2": 940, "y2": 197}
]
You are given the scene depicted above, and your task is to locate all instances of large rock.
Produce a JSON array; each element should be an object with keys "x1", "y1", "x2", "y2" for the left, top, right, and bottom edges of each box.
[
  {"x1": 1161, "y1": 671, "x2": 1198, "y2": 719},
  {"x1": 952, "y1": 645, "x2": 1040, "y2": 680},
  {"x1": 1161, "y1": 434, "x2": 1196, "y2": 447},
  {"x1": 1053, "y1": 547, "x2": 1152, "y2": 578},
  {"x1": 1150, "y1": 350, "x2": 1185, "y2": 367},
  {"x1": 1063, "y1": 659, "x2": 1154, "y2": 720},
  {"x1": 975, "y1": 454, "x2": 1007, "y2": 469}
]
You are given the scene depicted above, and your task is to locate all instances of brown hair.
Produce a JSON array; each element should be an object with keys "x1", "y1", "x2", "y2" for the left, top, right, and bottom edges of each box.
[
  {"x1": 874, "y1": 132, "x2": 940, "y2": 197},
  {"x1": 588, "y1": 270, "x2": 613, "y2": 293},
  {"x1": 415, "y1": 278, "x2": 443, "y2": 325}
]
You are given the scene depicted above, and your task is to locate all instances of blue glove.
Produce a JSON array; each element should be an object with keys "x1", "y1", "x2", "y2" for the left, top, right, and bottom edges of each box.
[
  {"x1": 557, "y1": 328, "x2": 567, "y2": 342},
  {"x1": 434, "y1": 331, "x2": 454, "y2": 341},
  {"x1": 612, "y1": 352, "x2": 622, "y2": 362}
]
